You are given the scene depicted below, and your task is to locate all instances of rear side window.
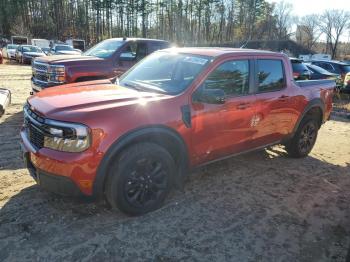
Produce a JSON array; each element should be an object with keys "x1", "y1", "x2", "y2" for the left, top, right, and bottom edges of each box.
[
  {"x1": 341, "y1": 65, "x2": 350, "y2": 73},
  {"x1": 148, "y1": 42, "x2": 170, "y2": 53},
  {"x1": 205, "y1": 60, "x2": 250, "y2": 96},
  {"x1": 291, "y1": 60, "x2": 308, "y2": 72},
  {"x1": 257, "y1": 59, "x2": 285, "y2": 92}
]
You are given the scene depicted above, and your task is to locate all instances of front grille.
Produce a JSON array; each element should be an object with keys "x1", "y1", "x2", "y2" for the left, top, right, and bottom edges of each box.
[
  {"x1": 24, "y1": 105, "x2": 45, "y2": 149},
  {"x1": 29, "y1": 125, "x2": 44, "y2": 149},
  {"x1": 32, "y1": 62, "x2": 49, "y2": 83},
  {"x1": 35, "y1": 72, "x2": 48, "y2": 82},
  {"x1": 33, "y1": 62, "x2": 48, "y2": 72}
]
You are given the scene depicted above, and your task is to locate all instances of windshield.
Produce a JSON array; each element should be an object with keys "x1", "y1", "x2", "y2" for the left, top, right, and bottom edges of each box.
[
  {"x1": 22, "y1": 46, "x2": 42, "y2": 53},
  {"x1": 307, "y1": 64, "x2": 332, "y2": 74},
  {"x1": 119, "y1": 51, "x2": 211, "y2": 94},
  {"x1": 84, "y1": 39, "x2": 124, "y2": 58},
  {"x1": 7, "y1": 44, "x2": 18, "y2": 50},
  {"x1": 56, "y1": 45, "x2": 74, "y2": 51}
]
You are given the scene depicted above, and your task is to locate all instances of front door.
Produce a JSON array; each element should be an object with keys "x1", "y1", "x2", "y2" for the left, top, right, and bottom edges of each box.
[
  {"x1": 114, "y1": 41, "x2": 149, "y2": 77},
  {"x1": 191, "y1": 58, "x2": 257, "y2": 165}
]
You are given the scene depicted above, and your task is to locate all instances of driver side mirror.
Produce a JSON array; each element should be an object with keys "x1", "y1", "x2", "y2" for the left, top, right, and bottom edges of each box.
[{"x1": 193, "y1": 85, "x2": 226, "y2": 104}]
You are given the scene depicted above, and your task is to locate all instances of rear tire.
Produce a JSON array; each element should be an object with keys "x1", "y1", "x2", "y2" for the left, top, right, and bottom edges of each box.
[
  {"x1": 105, "y1": 142, "x2": 175, "y2": 216},
  {"x1": 285, "y1": 117, "x2": 319, "y2": 158}
]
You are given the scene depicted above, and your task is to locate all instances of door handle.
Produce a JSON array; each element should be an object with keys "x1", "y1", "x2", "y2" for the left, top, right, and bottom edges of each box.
[{"x1": 237, "y1": 103, "x2": 250, "y2": 110}]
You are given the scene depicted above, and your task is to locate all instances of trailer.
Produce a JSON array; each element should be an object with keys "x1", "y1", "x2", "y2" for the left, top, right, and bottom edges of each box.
[
  {"x1": 65, "y1": 39, "x2": 85, "y2": 51},
  {"x1": 31, "y1": 39, "x2": 50, "y2": 49},
  {"x1": 11, "y1": 36, "x2": 28, "y2": 45}
]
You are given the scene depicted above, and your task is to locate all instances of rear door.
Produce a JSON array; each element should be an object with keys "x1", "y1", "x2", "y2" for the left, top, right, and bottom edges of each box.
[
  {"x1": 250, "y1": 58, "x2": 297, "y2": 148},
  {"x1": 191, "y1": 57, "x2": 257, "y2": 164}
]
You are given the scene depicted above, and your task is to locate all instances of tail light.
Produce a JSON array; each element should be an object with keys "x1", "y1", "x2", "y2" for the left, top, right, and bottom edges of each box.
[{"x1": 293, "y1": 72, "x2": 300, "y2": 79}]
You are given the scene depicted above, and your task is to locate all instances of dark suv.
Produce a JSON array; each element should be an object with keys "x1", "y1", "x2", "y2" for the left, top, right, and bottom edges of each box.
[
  {"x1": 290, "y1": 58, "x2": 311, "y2": 80},
  {"x1": 310, "y1": 60, "x2": 350, "y2": 93}
]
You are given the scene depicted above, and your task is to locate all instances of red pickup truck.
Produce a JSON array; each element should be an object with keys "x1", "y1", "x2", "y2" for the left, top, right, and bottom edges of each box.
[
  {"x1": 31, "y1": 38, "x2": 170, "y2": 93},
  {"x1": 21, "y1": 48, "x2": 334, "y2": 215}
]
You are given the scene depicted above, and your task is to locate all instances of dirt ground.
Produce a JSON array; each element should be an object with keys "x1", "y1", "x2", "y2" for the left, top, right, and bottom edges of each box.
[{"x1": 0, "y1": 61, "x2": 349, "y2": 261}]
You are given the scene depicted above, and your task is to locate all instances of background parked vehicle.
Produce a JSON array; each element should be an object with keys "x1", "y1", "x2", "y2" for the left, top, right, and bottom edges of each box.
[
  {"x1": 15, "y1": 45, "x2": 46, "y2": 64},
  {"x1": 31, "y1": 39, "x2": 50, "y2": 49},
  {"x1": 49, "y1": 44, "x2": 82, "y2": 55},
  {"x1": 22, "y1": 48, "x2": 335, "y2": 216},
  {"x1": 31, "y1": 38, "x2": 170, "y2": 92},
  {"x1": 310, "y1": 60, "x2": 350, "y2": 93},
  {"x1": 305, "y1": 64, "x2": 342, "y2": 84},
  {"x1": 290, "y1": 58, "x2": 311, "y2": 80},
  {"x1": 65, "y1": 39, "x2": 85, "y2": 51},
  {"x1": 11, "y1": 36, "x2": 28, "y2": 45},
  {"x1": 2, "y1": 44, "x2": 18, "y2": 59},
  {"x1": 41, "y1": 47, "x2": 50, "y2": 55}
]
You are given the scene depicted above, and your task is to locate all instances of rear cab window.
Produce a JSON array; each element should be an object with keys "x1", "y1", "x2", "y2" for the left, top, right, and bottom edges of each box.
[{"x1": 257, "y1": 59, "x2": 285, "y2": 92}]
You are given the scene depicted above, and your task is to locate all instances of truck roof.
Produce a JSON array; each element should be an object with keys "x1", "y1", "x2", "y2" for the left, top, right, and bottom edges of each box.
[
  {"x1": 160, "y1": 47, "x2": 281, "y2": 58},
  {"x1": 109, "y1": 37, "x2": 169, "y2": 43}
]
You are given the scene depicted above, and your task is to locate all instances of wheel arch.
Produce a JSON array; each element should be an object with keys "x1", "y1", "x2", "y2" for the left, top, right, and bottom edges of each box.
[
  {"x1": 93, "y1": 125, "x2": 189, "y2": 197},
  {"x1": 292, "y1": 98, "x2": 325, "y2": 135}
]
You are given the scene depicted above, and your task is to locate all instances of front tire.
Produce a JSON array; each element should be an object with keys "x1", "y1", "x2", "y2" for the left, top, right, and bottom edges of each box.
[
  {"x1": 285, "y1": 117, "x2": 319, "y2": 158},
  {"x1": 105, "y1": 142, "x2": 175, "y2": 216}
]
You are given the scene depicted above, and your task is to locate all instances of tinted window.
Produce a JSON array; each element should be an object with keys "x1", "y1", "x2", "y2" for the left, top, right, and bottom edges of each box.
[
  {"x1": 307, "y1": 64, "x2": 331, "y2": 75},
  {"x1": 317, "y1": 62, "x2": 334, "y2": 72},
  {"x1": 291, "y1": 60, "x2": 308, "y2": 72},
  {"x1": 205, "y1": 60, "x2": 250, "y2": 96},
  {"x1": 340, "y1": 65, "x2": 350, "y2": 73},
  {"x1": 257, "y1": 60, "x2": 285, "y2": 92},
  {"x1": 148, "y1": 42, "x2": 170, "y2": 53},
  {"x1": 56, "y1": 45, "x2": 74, "y2": 51}
]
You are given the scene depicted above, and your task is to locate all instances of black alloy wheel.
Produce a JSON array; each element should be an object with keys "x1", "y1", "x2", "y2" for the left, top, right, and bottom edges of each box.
[
  {"x1": 297, "y1": 121, "x2": 317, "y2": 155},
  {"x1": 106, "y1": 142, "x2": 175, "y2": 216},
  {"x1": 124, "y1": 157, "x2": 168, "y2": 208}
]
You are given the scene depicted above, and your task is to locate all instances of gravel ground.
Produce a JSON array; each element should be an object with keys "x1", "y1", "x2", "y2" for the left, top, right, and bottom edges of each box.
[{"x1": 0, "y1": 62, "x2": 349, "y2": 261}]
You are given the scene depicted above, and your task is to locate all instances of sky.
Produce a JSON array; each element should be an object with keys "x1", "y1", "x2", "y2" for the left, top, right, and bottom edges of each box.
[
  {"x1": 266, "y1": 0, "x2": 350, "y2": 42},
  {"x1": 266, "y1": 0, "x2": 350, "y2": 16}
]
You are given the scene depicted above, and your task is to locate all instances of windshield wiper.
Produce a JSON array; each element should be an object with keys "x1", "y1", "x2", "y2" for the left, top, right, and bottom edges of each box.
[
  {"x1": 121, "y1": 81, "x2": 167, "y2": 94},
  {"x1": 122, "y1": 81, "x2": 145, "y2": 92}
]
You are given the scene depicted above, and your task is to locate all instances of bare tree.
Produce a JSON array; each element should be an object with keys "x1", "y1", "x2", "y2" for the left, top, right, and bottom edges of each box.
[
  {"x1": 319, "y1": 10, "x2": 350, "y2": 59},
  {"x1": 274, "y1": 1, "x2": 295, "y2": 39},
  {"x1": 296, "y1": 14, "x2": 321, "y2": 50}
]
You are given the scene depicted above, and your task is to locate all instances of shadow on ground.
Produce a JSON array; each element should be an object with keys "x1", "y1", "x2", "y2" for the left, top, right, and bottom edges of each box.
[{"x1": 1, "y1": 148, "x2": 349, "y2": 261}]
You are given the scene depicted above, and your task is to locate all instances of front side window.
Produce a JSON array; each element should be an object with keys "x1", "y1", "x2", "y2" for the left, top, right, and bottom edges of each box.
[
  {"x1": 257, "y1": 59, "x2": 285, "y2": 92},
  {"x1": 119, "y1": 51, "x2": 210, "y2": 94},
  {"x1": 120, "y1": 42, "x2": 148, "y2": 61},
  {"x1": 204, "y1": 60, "x2": 250, "y2": 96}
]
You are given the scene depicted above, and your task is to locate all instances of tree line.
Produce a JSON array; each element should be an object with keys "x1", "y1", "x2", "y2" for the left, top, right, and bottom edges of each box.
[{"x1": 0, "y1": 0, "x2": 349, "y2": 58}]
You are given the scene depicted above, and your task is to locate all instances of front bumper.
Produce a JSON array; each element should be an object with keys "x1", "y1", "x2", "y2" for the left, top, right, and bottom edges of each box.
[
  {"x1": 20, "y1": 128, "x2": 101, "y2": 196},
  {"x1": 31, "y1": 77, "x2": 60, "y2": 92},
  {"x1": 22, "y1": 148, "x2": 83, "y2": 196}
]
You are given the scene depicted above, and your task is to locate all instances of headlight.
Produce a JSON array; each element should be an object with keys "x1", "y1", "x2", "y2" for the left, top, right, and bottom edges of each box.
[
  {"x1": 24, "y1": 54, "x2": 31, "y2": 58},
  {"x1": 47, "y1": 65, "x2": 65, "y2": 83},
  {"x1": 43, "y1": 119, "x2": 90, "y2": 152}
]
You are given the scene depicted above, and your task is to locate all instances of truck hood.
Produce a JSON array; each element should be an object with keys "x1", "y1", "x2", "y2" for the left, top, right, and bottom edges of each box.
[
  {"x1": 27, "y1": 80, "x2": 172, "y2": 120},
  {"x1": 34, "y1": 55, "x2": 102, "y2": 64}
]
